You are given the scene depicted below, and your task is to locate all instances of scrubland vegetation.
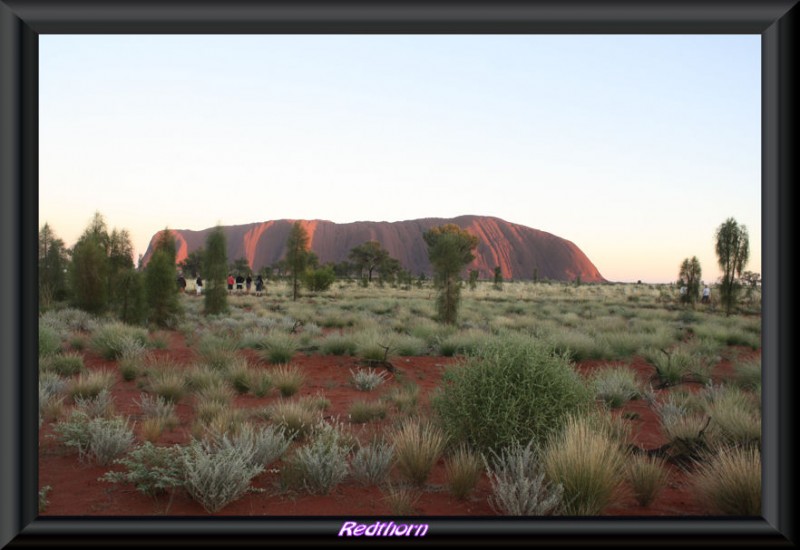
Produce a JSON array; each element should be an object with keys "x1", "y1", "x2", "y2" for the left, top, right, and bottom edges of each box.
[{"x1": 38, "y1": 277, "x2": 762, "y2": 516}]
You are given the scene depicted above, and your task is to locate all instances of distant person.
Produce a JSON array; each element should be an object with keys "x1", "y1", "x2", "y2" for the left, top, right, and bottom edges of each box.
[
  {"x1": 255, "y1": 275, "x2": 264, "y2": 296},
  {"x1": 246, "y1": 275, "x2": 253, "y2": 293},
  {"x1": 227, "y1": 274, "x2": 235, "y2": 294},
  {"x1": 195, "y1": 275, "x2": 203, "y2": 296},
  {"x1": 177, "y1": 274, "x2": 186, "y2": 293},
  {"x1": 236, "y1": 274, "x2": 245, "y2": 293},
  {"x1": 701, "y1": 285, "x2": 711, "y2": 304}
]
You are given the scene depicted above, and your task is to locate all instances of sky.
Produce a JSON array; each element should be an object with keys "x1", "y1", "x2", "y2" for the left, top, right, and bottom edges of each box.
[{"x1": 39, "y1": 35, "x2": 761, "y2": 284}]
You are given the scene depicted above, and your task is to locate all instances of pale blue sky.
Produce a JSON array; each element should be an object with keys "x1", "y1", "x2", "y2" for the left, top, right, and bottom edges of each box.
[{"x1": 39, "y1": 35, "x2": 760, "y2": 283}]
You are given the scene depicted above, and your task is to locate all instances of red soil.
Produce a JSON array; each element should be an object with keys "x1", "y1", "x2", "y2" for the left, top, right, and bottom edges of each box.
[{"x1": 38, "y1": 333, "x2": 759, "y2": 518}]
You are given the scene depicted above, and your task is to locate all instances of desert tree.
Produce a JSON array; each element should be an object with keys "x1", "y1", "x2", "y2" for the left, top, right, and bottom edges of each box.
[
  {"x1": 229, "y1": 257, "x2": 253, "y2": 278},
  {"x1": 68, "y1": 213, "x2": 111, "y2": 314},
  {"x1": 116, "y1": 269, "x2": 146, "y2": 325},
  {"x1": 284, "y1": 221, "x2": 310, "y2": 301},
  {"x1": 304, "y1": 265, "x2": 336, "y2": 292},
  {"x1": 203, "y1": 226, "x2": 229, "y2": 315},
  {"x1": 179, "y1": 248, "x2": 205, "y2": 278},
  {"x1": 348, "y1": 240, "x2": 390, "y2": 284},
  {"x1": 678, "y1": 256, "x2": 702, "y2": 305},
  {"x1": 468, "y1": 269, "x2": 479, "y2": 290},
  {"x1": 715, "y1": 218, "x2": 750, "y2": 315},
  {"x1": 423, "y1": 224, "x2": 479, "y2": 325},
  {"x1": 493, "y1": 266, "x2": 503, "y2": 290},
  {"x1": 145, "y1": 229, "x2": 182, "y2": 327},
  {"x1": 39, "y1": 223, "x2": 70, "y2": 307}
]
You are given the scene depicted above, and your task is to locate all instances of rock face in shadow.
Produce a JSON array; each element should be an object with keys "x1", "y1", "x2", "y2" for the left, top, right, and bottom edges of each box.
[{"x1": 142, "y1": 215, "x2": 606, "y2": 282}]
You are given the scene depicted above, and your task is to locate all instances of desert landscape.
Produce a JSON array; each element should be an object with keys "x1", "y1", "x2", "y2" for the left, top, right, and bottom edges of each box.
[{"x1": 38, "y1": 277, "x2": 761, "y2": 517}]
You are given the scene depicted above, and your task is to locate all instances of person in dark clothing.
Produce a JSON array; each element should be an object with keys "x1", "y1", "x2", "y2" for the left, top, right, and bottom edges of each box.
[
  {"x1": 177, "y1": 275, "x2": 186, "y2": 292},
  {"x1": 235, "y1": 274, "x2": 244, "y2": 293},
  {"x1": 195, "y1": 276, "x2": 203, "y2": 296},
  {"x1": 255, "y1": 275, "x2": 264, "y2": 296},
  {"x1": 246, "y1": 275, "x2": 253, "y2": 293}
]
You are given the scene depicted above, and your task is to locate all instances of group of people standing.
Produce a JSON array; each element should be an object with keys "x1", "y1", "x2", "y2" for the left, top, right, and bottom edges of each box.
[
  {"x1": 177, "y1": 273, "x2": 265, "y2": 297},
  {"x1": 679, "y1": 284, "x2": 712, "y2": 304}
]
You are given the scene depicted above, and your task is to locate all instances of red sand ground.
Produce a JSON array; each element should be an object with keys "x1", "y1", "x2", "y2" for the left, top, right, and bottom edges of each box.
[{"x1": 38, "y1": 331, "x2": 758, "y2": 518}]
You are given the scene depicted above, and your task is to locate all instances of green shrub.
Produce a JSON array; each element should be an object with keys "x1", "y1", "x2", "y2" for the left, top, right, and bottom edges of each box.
[
  {"x1": 39, "y1": 324, "x2": 62, "y2": 358},
  {"x1": 433, "y1": 334, "x2": 592, "y2": 453},
  {"x1": 100, "y1": 442, "x2": 184, "y2": 497}
]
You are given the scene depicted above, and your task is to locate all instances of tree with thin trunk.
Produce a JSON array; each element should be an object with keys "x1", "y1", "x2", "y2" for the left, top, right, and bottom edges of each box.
[
  {"x1": 39, "y1": 223, "x2": 69, "y2": 307},
  {"x1": 204, "y1": 226, "x2": 228, "y2": 315},
  {"x1": 678, "y1": 256, "x2": 702, "y2": 305},
  {"x1": 285, "y1": 221, "x2": 310, "y2": 301},
  {"x1": 423, "y1": 224, "x2": 479, "y2": 325},
  {"x1": 715, "y1": 218, "x2": 750, "y2": 315},
  {"x1": 69, "y1": 213, "x2": 110, "y2": 314},
  {"x1": 348, "y1": 241, "x2": 390, "y2": 284},
  {"x1": 145, "y1": 229, "x2": 182, "y2": 327}
]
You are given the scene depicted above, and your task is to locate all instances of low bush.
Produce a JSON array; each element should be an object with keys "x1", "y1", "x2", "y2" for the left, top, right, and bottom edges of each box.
[
  {"x1": 351, "y1": 440, "x2": 395, "y2": 486},
  {"x1": 69, "y1": 370, "x2": 115, "y2": 401},
  {"x1": 100, "y1": 442, "x2": 184, "y2": 497},
  {"x1": 433, "y1": 334, "x2": 592, "y2": 453},
  {"x1": 320, "y1": 334, "x2": 358, "y2": 356},
  {"x1": 485, "y1": 440, "x2": 563, "y2": 515},
  {"x1": 268, "y1": 400, "x2": 319, "y2": 438},
  {"x1": 590, "y1": 366, "x2": 641, "y2": 408},
  {"x1": 39, "y1": 324, "x2": 62, "y2": 358},
  {"x1": 350, "y1": 368, "x2": 389, "y2": 391},
  {"x1": 73, "y1": 388, "x2": 116, "y2": 418},
  {"x1": 90, "y1": 322, "x2": 149, "y2": 360},
  {"x1": 55, "y1": 412, "x2": 134, "y2": 465},
  {"x1": 182, "y1": 436, "x2": 264, "y2": 513},
  {"x1": 283, "y1": 423, "x2": 351, "y2": 495},
  {"x1": 40, "y1": 352, "x2": 85, "y2": 376},
  {"x1": 257, "y1": 332, "x2": 298, "y2": 365}
]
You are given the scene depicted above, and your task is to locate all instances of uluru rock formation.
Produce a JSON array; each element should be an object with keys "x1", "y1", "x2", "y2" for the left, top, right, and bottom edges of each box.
[{"x1": 142, "y1": 215, "x2": 606, "y2": 283}]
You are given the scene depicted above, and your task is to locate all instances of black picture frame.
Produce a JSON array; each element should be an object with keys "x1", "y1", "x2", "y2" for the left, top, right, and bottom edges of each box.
[{"x1": 1, "y1": 1, "x2": 796, "y2": 547}]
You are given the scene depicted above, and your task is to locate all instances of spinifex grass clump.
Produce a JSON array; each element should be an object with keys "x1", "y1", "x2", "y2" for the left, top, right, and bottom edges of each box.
[
  {"x1": 732, "y1": 356, "x2": 761, "y2": 391},
  {"x1": 690, "y1": 446, "x2": 761, "y2": 515},
  {"x1": 90, "y1": 322, "x2": 149, "y2": 360},
  {"x1": 40, "y1": 352, "x2": 85, "y2": 376},
  {"x1": 39, "y1": 324, "x2": 62, "y2": 358},
  {"x1": 392, "y1": 418, "x2": 447, "y2": 486},
  {"x1": 627, "y1": 455, "x2": 670, "y2": 507},
  {"x1": 350, "y1": 368, "x2": 389, "y2": 391},
  {"x1": 703, "y1": 385, "x2": 761, "y2": 448},
  {"x1": 351, "y1": 440, "x2": 395, "y2": 486},
  {"x1": 348, "y1": 400, "x2": 388, "y2": 423},
  {"x1": 485, "y1": 440, "x2": 563, "y2": 516},
  {"x1": 444, "y1": 445, "x2": 483, "y2": 500},
  {"x1": 590, "y1": 366, "x2": 641, "y2": 408},
  {"x1": 257, "y1": 332, "x2": 299, "y2": 364},
  {"x1": 320, "y1": 334, "x2": 358, "y2": 356},
  {"x1": 270, "y1": 364, "x2": 305, "y2": 397},
  {"x1": 196, "y1": 334, "x2": 239, "y2": 372},
  {"x1": 268, "y1": 400, "x2": 320, "y2": 438},
  {"x1": 543, "y1": 414, "x2": 628, "y2": 515},
  {"x1": 143, "y1": 359, "x2": 186, "y2": 404},
  {"x1": 69, "y1": 370, "x2": 115, "y2": 401},
  {"x1": 433, "y1": 334, "x2": 592, "y2": 453}
]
